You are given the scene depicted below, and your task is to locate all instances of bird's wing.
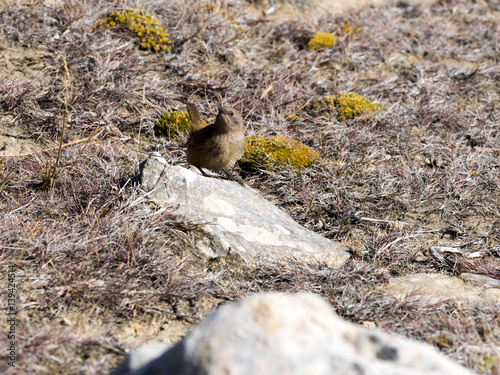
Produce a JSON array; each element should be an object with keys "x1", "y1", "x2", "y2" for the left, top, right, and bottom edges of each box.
[{"x1": 187, "y1": 125, "x2": 215, "y2": 148}]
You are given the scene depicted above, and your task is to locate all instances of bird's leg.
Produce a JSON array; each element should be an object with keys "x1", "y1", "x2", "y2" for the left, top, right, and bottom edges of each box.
[
  {"x1": 196, "y1": 166, "x2": 212, "y2": 177},
  {"x1": 196, "y1": 167, "x2": 232, "y2": 180},
  {"x1": 196, "y1": 166, "x2": 245, "y2": 186}
]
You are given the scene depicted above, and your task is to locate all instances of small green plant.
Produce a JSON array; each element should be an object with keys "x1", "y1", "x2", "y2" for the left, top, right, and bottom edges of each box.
[
  {"x1": 285, "y1": 113, "x2": 300, "y2": 121},
  {"x1": 94, "y1": 8, "x2": 171, "y2": 52},
  {"x1": 241, "y1": 136, "x2": 319, "y2": 171},
  {"x1": 324, "y1": 92, "x2": 381, "y2": 120},
  {"x1": 155, "y1": 111, "x2": 199, "y2": 139},
  {"x1": 307, "y1": 32, "x2": 338, "y2": 50}
]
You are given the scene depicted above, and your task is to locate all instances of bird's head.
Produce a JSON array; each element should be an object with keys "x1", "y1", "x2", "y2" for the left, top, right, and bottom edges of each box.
[{"x1": 216, "y1": 106, "x2": 244, "y2": 132}]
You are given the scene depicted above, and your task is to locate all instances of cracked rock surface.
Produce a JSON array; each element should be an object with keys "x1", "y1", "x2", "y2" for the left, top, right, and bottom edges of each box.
[{"x1": 139, "y1": 157, "x2": 350, "y2": 265}]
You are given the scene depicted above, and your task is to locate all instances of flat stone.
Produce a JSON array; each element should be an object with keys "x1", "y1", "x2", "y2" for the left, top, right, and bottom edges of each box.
[
  {"x1": 384, "y1": 273, "x2": 500, "y2": 304},
  {"x1": 139, "y1": 157, "x2": 350, "y2": 266}
]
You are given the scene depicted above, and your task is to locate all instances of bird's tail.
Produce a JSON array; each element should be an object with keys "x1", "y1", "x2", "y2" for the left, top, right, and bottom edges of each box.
[{"x1": 186, "y1": 102, "x2": 205, "y2": 134}]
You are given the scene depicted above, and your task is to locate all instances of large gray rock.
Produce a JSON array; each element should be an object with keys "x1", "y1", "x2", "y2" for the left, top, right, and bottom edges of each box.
[
  {"x1": 113, "y1": 292, "x2": 473, "y2": 375},
  {"x1": 139, "y1": 157, "x2": 350, "y2": 266}
]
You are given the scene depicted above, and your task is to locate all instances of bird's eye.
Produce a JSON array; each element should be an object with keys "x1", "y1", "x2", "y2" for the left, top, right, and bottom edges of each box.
[{"x1": 229, "y1": 111, "x2": 234, "y2": 116}]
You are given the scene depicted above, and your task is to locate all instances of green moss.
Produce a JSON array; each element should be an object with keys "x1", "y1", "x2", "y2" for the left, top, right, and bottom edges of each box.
[
  {"x1": 94, "y1": 8, "x2": 171, "y2": 52},
  {"x1": 324, "y1": 92, "x2": 381, "y2": 120},
  {"x1": 307, "y1": 32, "x2": 338, "y2": 50},
  {"x1": 286, "y1": 113, "x2": 300, "y2": 121},
  {"x1": 155, "y1": 111, "x2": 192, "y2": 139},
  {"x1": 242, "y1": 136, "x2": 319, "y2": 171}
]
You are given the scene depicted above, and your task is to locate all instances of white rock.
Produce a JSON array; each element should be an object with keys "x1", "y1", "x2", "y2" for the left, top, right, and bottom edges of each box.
[
  {"x1": 139, "y1": 158, "x2": 350, "y2": 266},
  {"x1": 113, "y1": 293, "x2": 473, "y2": 375}
]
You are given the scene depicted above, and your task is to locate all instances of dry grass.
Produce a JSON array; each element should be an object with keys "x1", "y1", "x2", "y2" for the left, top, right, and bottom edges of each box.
[{"x1": 0, "y1": 0, "x2": 499, "y2": 373}]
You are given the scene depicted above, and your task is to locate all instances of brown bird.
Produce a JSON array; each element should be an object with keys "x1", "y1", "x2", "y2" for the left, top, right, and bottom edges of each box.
[{"x1": 186, "y1": 103, "x2": 246, "y2": 182}]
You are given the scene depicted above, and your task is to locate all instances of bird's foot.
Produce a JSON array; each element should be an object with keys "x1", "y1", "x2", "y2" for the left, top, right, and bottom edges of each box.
[{"x1": 196, "y1": 167, "x2": 245, "y2": 186}]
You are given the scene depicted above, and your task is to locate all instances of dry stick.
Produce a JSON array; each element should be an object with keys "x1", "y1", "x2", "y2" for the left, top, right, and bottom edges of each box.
[
  {"x1": 51, "y1": 55, "x2": 71, "y2": 176},
  {"x1": 6, "y1": 197, "x2": 37, "y2": 215},
  {"x1": 135, "y1": 85, "x2": 146, "y2": 161},
  {"x1": 331, "y1": 208, "x2": 440, "y2": 231},
  {"x1": 301, "y1": 112, "x2": 332, "y2": 126},
  {"x1": 378, "y1": 230, "x2": 438, "y2": 254},
  {"x1": 357, "y1": 216, "x2": 439, "y2": 231}
]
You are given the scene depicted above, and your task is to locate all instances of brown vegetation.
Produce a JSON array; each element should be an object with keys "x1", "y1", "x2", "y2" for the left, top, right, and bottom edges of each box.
[{"x1": 0, "y1": 0, "x2": 499, "y2": 374}]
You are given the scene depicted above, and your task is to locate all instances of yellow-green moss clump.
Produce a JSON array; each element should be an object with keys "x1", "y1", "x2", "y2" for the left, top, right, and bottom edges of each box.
[
  {"x1": 95, "y1": 8, "x2": 171, "y2": 52},
  {"x1": 155, "y1": 112, "x2": 192, "y2": 139},
  {"x1": 307, "y1": 32, "x2": 338, "y2": 50},
  {"x1": 325, "y1": 92, "x2": 381, "y2": 120},
  {"x1": 242, "y1": 136, "x2": 319, "y2": 170}
]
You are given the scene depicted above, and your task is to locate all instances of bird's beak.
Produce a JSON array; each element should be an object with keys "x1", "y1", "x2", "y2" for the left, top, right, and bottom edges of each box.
[{"x1": 218, "y1": 107, "x2": 227, "y2": 114}]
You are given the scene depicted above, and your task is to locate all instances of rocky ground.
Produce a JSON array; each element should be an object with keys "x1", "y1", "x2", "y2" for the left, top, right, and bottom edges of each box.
[{"x1": 0, "y1": 0, "x2": 499, "y2": 374}]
